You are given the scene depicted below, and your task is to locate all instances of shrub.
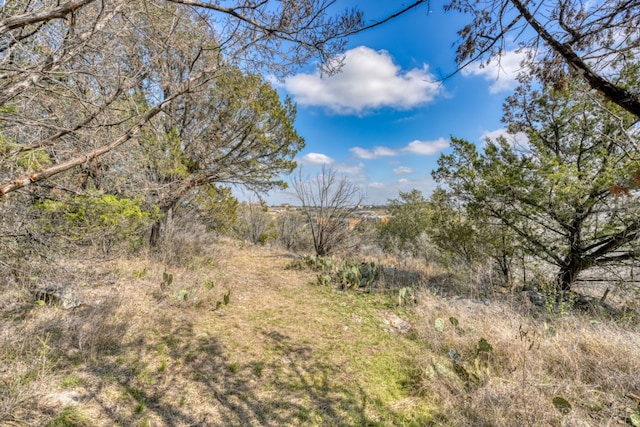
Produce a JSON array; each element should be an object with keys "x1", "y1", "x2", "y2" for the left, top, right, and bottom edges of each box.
[{"x1": 35, "y1": 193, "x2": 160, "y2": 254}]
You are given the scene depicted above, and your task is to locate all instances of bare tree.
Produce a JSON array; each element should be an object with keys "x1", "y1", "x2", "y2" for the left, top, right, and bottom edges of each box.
[
  {"x1": 0, "y1": 1, "x2": 428, "y2": 198},
  {"x1": 234, "y1": 199, "x2": 274, "y2": 245},
  {"x1": 292, "y1": 166, "x2": 362, "y2": 256},
  {"x1": 0, "y1": 1, "x2": 214, "y2": 197},
  {"x1": 446, "y1": 0, "x2": 640, "y2": 117}
]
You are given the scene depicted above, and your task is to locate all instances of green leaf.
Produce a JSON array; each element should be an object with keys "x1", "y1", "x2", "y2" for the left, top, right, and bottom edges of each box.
[
  {"x1": 449, "y1": 316, "x2": 459, "y2": 327},
  {"x1": 435, "y1": 318, "x2": 445, "y2": 332},
  {"x1": 223, "y1": 290, "x2": 230, "y2": 305},
  {"x1": 630, "y1": 413, "x2": 640, "y2": 427},
  {"x1": 552, "y1": 396, "x2": 572, "y2": 415},
  {"x1": 476, "y1": 338, "x2": 493, "y2": 354}
]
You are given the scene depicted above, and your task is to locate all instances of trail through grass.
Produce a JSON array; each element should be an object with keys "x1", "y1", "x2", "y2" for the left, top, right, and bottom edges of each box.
[
  {"x1": 1, "y1": 242, "x2": 432, "y2": 426},
  {"x1": 2, "y1": 240, "x2": 639, "y2": 426}
]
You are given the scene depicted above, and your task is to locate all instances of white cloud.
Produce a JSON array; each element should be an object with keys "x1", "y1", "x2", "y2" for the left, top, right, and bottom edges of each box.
[
  {"x1": 336, "y1": 162, "x2": 365, "y2": 175},
  {"x1": 372, "y1": 146, "x2": 397, "y2": 157},
  {"x1": 359, "y1": 176, "x2": 439, "y2": 205},
  {"x1": 350, "y1": 146, "x2": 398, "y2": 160},
  {"x1": 403, "y1": 138, "x2": 450, "y2": 155},
  {"x1": 284, "y1": 46, "x2": 442, "y2": 114},
  {"x1": 481, "y1": 128, "x2": 529, "y2": 147},
  {"x1": 298, "y1": 153, "x2": 334, "y2": 165},
  {"x1": 393, "y1": 166, "x2": 413, "y2": 175},
  {"x1": 351, "y1": 138, "x2": 448, "y2": 160},
  {"x1": 461, "y1": 49, "x2": 530, "y2": 94}
]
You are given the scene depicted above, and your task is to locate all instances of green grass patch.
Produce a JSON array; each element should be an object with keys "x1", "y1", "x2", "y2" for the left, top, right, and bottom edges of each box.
[
  {"x1": 47, "y1": 406, "x2": 91, "y2": 427},
  {"x1": 61, "y1": 374, "x2": 84, "y2": 388}
]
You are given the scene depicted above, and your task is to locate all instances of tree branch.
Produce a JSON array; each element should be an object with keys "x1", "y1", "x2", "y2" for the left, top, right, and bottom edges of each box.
[{"x1": 510, "y1": 0, "x2": 640, "y2": 117}]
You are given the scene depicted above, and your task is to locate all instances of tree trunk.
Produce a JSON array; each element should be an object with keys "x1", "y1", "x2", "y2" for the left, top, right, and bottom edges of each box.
[
  {"x1": 150, "y1": 206, "x2": 173, "y2": 248},
  {"x1": 556, "y1": 261, "x2": 581, "y2": 291},
  {"x1": 149, "y1": 177, "x2": 203, "y2": 247}
]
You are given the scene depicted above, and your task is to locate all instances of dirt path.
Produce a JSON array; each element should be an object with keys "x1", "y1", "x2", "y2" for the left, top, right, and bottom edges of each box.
[
  {"x1": 4, "y1": 240, "x2": 639, "y2": 426},
  {"x1": 2, "y1": 242, "x2": 427, "y2": 427}
]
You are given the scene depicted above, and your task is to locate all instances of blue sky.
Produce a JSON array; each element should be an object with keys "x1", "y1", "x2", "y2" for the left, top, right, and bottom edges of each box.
[{"x1": 264, "y1": 2, "x2": 528, "y2": 205}]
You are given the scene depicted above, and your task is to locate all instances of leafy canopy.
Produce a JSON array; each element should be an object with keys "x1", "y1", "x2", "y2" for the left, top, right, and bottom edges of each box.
[{"x1": 434, "y1": 77, "x2": 640, "y2": 289}]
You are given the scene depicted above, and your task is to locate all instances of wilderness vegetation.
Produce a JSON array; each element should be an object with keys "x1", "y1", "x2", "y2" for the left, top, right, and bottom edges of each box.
[{"x1": 1, "y1": 0, "x2": 640, "y2": 426}]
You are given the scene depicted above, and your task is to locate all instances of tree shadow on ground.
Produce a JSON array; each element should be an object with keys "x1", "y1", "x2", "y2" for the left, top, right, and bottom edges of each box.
[{"x1": 66, "y1": 311, "x2": 385, "y2": 426}]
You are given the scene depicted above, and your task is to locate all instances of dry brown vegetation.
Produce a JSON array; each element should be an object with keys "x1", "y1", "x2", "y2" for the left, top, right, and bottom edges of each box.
[
  {"x1": 1, "y1": 237, "x2": 639, "y2": 426},
  {"x1": 413, "y1": 294, "x2": 640, "y2": 426}
]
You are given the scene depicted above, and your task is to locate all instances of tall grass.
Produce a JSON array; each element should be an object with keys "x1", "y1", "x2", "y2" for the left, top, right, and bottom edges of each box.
[{"x1": 413, "y1": 291, "x2": 640, "y2": 426}]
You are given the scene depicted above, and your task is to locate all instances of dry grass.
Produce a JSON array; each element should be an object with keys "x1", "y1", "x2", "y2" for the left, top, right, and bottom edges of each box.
[
  {"x1": 1, "y1": 239, "x2": 432, "y2": 426},
  {"x1": 1, "y1": 237, "x2": 639, "y2": 426},
  {"x1": 413, "y1": 292, "x2": 640, "y2": 426}
]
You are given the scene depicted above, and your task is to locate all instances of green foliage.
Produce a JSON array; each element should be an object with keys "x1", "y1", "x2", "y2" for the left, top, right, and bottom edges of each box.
[
  {"x1": 434, "y1": 77, "x2": 640, "y2": 291},
  {"x1": 538, "y1": 281, "x2": 576, "y2": 317},
  {"x1": 432, "y1": 316, "x2": 495, "y2": 392},
  {"x1": 552, "y1": 396, "x2": 572, "y2": 415},
  {"x1": 379, "y1": 188, "x2": 515, "y2": 285},
  {"x1": 287, "y1": 255, "x2": 336, "y2": 272},
  {"x1": 134, "y1": 68, "x2": 304, "y2": 245},
  {"x1": 206, "y1": 69, "x2": 305, "y2": 187},
  {"x1": 315, "y1": 274, "x2": 332, "y2": 286},
  {"x1": 161, "y1": 270, "x2": 174, "y2": 290},
  {"x1": 449, "y1": 350, "x2": 480, "y2": 391},
  {"x1": 252, "y1": 361, "x2": 264, "y2": 377},
  {"x1": 447, "y1": 337, "x2": 494, "y2": 391},
  {"x1": 397, "y1": 286, "x2": 417, "y2": 307},
  {"x1": 47, "y1": 406, "x2": 91, "y2": 427},
  {"x1": 125, "y1": 387, "x2": 146, "y2": 413},
  {"x1": 0, "y1": 137, "x2": 51, "y2": 172},
  {"x1": 475, "y1": 338, "x2": 493, "y2": 358},
  {"x1": 60, "y1": 375, "x2": 84, "y2": 388},
  {"x1": 133, "y1": 267, "x2": 149, "y2": 278},
  {"x1": 427, "y1": 189, "x2": 514, "y2": 275},
  {"x1": 35, "y1": 193, "x2": 160, "y2": 253},
  {"x1": 140, "y1": 127, "x2": 191, "y2": 181},
  {"x1": 214, "y1": 290, "x2": 231, "y2": 310},
  {"x1": 378, "y1": 189, "x2": 430, "y2": 257},
  {"x1": 306, "y1": 255, "x2": 335, "y2": 271},
  {"x1": 142, "y1": 68, "x2": 304, "y2": 201},
  {"x1": 337, "y1": 260, "x2": 381, "y2": 290},
  {"x1": 187, "y1": 184, "x2": 239, "y2": 234},
  {"x1": 203, "y1": 278, "x2": 216, "y2": 291},
  {"x1": 290, "y1": 255, "x2": 382, "y2": 291},
  {"x1": 223, "y1": 290, "x2": 230, "y2": 306},
  {"x1": 257, "y1": 232, "x2": 271, "y2": 246}
]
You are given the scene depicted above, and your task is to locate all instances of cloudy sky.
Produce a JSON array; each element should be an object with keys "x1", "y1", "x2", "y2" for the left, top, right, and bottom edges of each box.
[{"x1": 264, "y1": 1, "x2": 527, "y2": 205}]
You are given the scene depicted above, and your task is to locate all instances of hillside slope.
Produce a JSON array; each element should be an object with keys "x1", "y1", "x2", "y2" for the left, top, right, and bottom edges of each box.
[
  {"x1": 1, "y1": 239, "x2": 639, "y2": 426},
  {"x1": 1, "y1": 241, "x2": 431, "y2": 426}
]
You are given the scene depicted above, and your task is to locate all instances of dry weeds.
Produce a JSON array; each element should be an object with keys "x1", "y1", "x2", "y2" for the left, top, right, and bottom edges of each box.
[
  {"x1": 1, "y1": 237, "x2": 639, "y2": 426},
  {"x1": 413, "y1": 291, "x2": 640, "y2": 426}
]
